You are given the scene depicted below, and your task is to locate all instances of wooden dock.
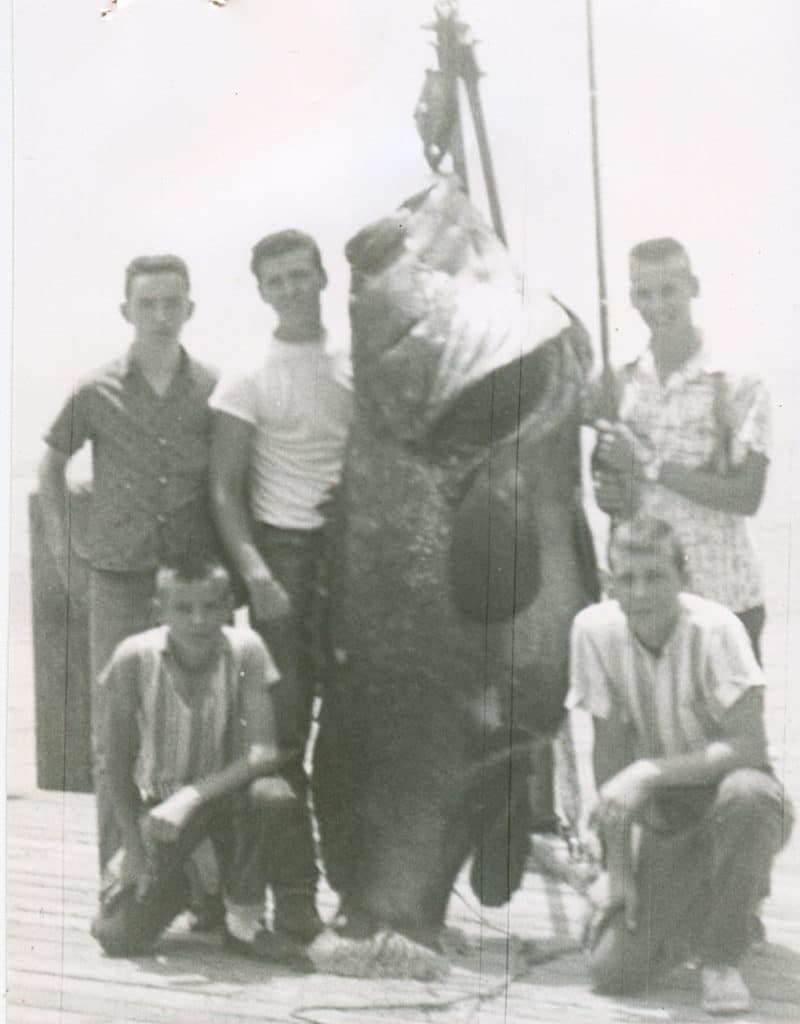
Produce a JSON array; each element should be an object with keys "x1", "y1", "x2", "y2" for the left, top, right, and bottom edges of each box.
[
  {"x1": 8, "y1": 453, "x2": 800, "y2": 1023},
  {"x1": 7, "y1": 787, "x2": 800, "y2": 1024}
]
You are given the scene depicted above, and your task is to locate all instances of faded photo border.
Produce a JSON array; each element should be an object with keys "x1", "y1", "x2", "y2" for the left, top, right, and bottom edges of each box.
[{"x1": 5, "y1": 2, "x2": 800, "y2": 1021}]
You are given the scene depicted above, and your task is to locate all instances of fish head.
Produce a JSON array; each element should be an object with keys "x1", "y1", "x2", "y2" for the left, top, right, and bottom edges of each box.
[{"x1": 345, "y1": 175, "x2": 575, "y2": 446}]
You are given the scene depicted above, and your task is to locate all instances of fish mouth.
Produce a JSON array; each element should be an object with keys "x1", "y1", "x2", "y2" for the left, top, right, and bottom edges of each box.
[{"x1": 346, "y1": 175, "x2": 572, "y2": 444}]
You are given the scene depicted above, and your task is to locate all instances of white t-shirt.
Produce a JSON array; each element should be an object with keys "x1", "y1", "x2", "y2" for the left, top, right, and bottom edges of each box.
[
  {"x1": 567, "y1": 593, "x2": 765, "y2": 761},
  {"x1": 210, "y1": 337, "x2": 353, "y2": 530}
]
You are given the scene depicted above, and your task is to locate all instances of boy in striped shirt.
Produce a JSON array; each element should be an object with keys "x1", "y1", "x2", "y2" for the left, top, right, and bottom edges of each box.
[
  {"x1": 568, "y1": 516, "x2": 791, "y2": 1014},
  {"x1": 91, "y1": 557, "x2": 321, "y2": 958}
]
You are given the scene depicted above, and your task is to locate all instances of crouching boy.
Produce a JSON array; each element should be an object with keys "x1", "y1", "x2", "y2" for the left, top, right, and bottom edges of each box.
[
  {"x1": 567, "y1": 516, "x2": 792, "y2": 1015},
  {"x1": 91, "y1": 557, "x2": 321, "y2": 958}
]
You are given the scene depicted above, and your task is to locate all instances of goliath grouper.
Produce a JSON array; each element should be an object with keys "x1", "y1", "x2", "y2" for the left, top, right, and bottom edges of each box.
[{"x1": 313, "y1": 175, "x2": 598, "y2": 947}]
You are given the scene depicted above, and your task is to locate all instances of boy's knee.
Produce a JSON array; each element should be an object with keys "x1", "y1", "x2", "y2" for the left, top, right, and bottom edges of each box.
[
  {"x1": 248, "y1": 775, "x2": 300, "y2": 812},
  {"x1": 91, "y1": 905, "x2": 154, "y2": 957},
  {"x1": 715, "y1": 770, "x2": 790, "y2": 833}
]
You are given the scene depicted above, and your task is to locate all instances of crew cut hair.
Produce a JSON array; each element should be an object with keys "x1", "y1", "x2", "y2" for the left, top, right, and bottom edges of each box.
[
  {"x1": 250, "y1": 229, "x2": 325, "y2": 279},
  {"x1": 155, "y1": 554, "x2": 231, "y2": 596},
  {"x1": 124, "y1": 254, "x2": 191, "y2": 299},
  {"x1": 629, "y1": 237, "x2": 692, "y2": 272},
  {"x1": 608, "y1": 514, "x2": 688, "y2": 579}
]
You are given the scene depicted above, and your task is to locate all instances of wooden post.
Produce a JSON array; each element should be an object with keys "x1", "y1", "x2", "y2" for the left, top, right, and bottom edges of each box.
[{"x1": 28, "y1": 489, "x2": 93, "y2": 793}]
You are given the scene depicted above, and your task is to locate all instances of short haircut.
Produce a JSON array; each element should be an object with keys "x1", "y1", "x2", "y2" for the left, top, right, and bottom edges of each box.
[
  {"x1": 608, "y1": 515, "x2": 687, "y2": 578},
  {"x1": 155, "y1": 554, "x2": 231, "y2": 597},
  {"x1": 629, "y1": 237, "x2": 692, "y2": 274},
  {"x1": 124, "y1": 255, "x2": 191, "y2": 299},
  {"x1": 250, "y1": 229, "x2": 324, "y2": 280}
]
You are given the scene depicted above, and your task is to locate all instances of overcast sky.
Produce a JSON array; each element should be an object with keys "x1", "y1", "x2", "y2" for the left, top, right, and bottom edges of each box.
[{"x1": 8, "y1": 0, "x2": 800, "y2": 476}]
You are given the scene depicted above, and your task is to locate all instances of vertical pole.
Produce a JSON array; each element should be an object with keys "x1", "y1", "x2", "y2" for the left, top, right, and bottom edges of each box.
[
  {"x1": 585, "y1": 0, "x2": 614, "y2": 418},
  {"x1": 449, "y1": 87, "x2": 470, "y2": 193},
  {"x1": 462, "y1": 72, "x2": 506, "y2": 245}
]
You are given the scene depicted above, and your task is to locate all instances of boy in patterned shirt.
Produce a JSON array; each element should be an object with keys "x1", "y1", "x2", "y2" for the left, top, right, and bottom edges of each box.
[
  {"x1": 91, "y1": 558, "x2": 316, "y2": 958},
  {"x1": 592, "y1": 238, "x2": 770, "y2": 660}
]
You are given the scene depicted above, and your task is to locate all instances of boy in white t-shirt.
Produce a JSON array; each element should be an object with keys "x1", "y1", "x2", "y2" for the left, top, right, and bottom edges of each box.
[{"x1": 210, "y1": 230, "x2": 352, "y2": 940}]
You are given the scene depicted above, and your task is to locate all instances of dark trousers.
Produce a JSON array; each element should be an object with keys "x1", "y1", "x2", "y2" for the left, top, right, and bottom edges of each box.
[
  {"x1": 589, "y1": 769, "x2": 793, "y2": 995},
  {"x1": 91, "y1": 774, "x2": 315, "y2": 956},
  {"x1": 250, "y1": 523, "x2": 331, "y2": 882}
]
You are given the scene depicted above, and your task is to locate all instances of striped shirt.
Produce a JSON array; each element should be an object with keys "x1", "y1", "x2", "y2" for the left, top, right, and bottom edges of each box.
[
  {"x1": 98, "y1": 625, "x2": 279, "y2": 803},
  {"x1": 567, "y1": 594, "x2": 765, "y2": 761},
  {"x1": 209, "y1": 337, "x2": 352, "y2": 530}
]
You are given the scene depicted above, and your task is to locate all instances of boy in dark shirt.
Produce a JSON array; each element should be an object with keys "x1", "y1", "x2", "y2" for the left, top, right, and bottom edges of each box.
[{"x1": 38, "y1": 255, "x2": 219, "y2": 870}]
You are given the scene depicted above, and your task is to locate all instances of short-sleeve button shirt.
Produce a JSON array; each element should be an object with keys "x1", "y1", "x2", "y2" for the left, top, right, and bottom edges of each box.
[
  {"x1": 614, "y1": 344, "x2": 770, "y2": 612},
  {"x1": 44, "y1": 348, "x2": 218, "y2": 572},
  {"x1": 97, "y1": 624, "x2": 280, "y2": 804},
  {"x1": 567, "y1": 594, "x2": 766, "y2": 762}
]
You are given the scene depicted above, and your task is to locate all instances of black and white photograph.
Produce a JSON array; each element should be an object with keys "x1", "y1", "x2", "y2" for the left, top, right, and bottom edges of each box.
[{"x1": 5, "y1": 1, "x2": 800, "y2": 1021}]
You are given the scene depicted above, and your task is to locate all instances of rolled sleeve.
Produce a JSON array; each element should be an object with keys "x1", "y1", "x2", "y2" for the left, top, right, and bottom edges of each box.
[
  {"x1": 729, "y1": 374, "x2": 771, "y2": 464},
  {"x1": 566, "y1": 614, "x2": 614, "y2": 720},
  {"x1": 44, "y1": 387, "x2": 91, "y2": 456},
  {"x1": 236, "y1": 632, "x2": 280, "y2": 754},
  {"x1": 239, "y1": 633, "x2": 281, "y2": 691},
  {"x1": 95, "y1": 642, "x2": 141, "y2": 779},
  {"x1": 702, "y1": 612, "x2": 765, "y2": 721}
]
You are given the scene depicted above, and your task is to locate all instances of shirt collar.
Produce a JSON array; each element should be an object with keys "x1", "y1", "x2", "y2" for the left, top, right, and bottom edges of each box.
[
  {"x1": 161, "y1": 625, "x2": 228, "y2": 669},
  {"x1": 626, "y1": 597, "x2": 688, "y2": 661},
  {"x1": 121, "y1": 344, "x2": 190, "y2": 380},
  {"x1": 270, "y1": 329, "x2": 328, "y2": 359},
  {"x1": 154, "y1": 624, "x2": 171, "y2": 653},
  {"x1": 636, "y1": 330, "x2": 719, "y2": 389}
]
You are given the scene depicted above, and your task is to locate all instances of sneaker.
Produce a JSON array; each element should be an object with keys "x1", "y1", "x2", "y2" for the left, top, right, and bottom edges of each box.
[
  {"x1": 188, "y1": 893, "x2": 225, "y2": 933},
  {"x1": 222, "y1": 924, "x2": 311, "y2": 969},
  {"x1": 272, "y1": 889, "x2": 324, "y2": 944},
  {"x1": 701, "y1": 964, "x2": 752, "y2": 1015}
]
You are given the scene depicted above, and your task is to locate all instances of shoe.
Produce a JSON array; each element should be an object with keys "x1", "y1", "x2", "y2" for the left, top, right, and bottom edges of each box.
[
  {"x1": 222, "y1": 925, "x2": 312, "y2": 969},
  {"x1": 701, "y1": 964, "x2": 752, "y2": 1015},
  {"x1": 188, "y1": 893, "x2": 225, "y2": 933},
  {"x1": 272, "y1": 889, "x2": 324, "y2": 944}
]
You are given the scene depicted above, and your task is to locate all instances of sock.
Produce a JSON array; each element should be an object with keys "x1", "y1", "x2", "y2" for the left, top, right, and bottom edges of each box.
[{"x1": 224, "y1": 900, "x2": 263, "y2": 943}]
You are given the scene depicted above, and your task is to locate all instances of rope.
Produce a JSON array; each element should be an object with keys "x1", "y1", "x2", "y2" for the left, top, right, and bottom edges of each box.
[
  {"x1": 289, "y1": 940, "x2": 576, "y2": 1024},
  {"x1": 291, "y1": 890, "x2": 581, "y2": 1023}
]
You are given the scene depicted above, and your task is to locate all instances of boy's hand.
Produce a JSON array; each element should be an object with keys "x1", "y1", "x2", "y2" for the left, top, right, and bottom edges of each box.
[
  {"x1": 583, "y1": 868, "x2": 640, "y2": 945},
  {"x1": 591, "y1": 760, "x2": 659, "y2": 830},
  {"x1": 119, "y1": 835, "x2": 150, "y2": 900},
  {"x1": 245, "y1": 566, "x2": 292, "y2": 623},
  {"x1": 594, "y1": 420, "x2": 643, "y2": 474},
  {"x1": 146, "y1": 787, "x2": 202, "y2": 843},
  {"x1": 584, "y1": 797, "x2": 642, "y2": 942},
  {"x1": 592, "y1": 467, "x2": 640, "y2": 517}
]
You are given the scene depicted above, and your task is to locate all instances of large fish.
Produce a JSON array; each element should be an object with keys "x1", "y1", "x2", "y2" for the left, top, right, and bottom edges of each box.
[{"x1": 313, "y1": 176, "x2": 597, "y2": 945}]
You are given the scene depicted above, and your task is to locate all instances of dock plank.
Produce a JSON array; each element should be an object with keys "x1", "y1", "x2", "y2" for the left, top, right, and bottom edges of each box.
[{"x1": 8, "y1": 790, "x2": 800, "y2": 1024}]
